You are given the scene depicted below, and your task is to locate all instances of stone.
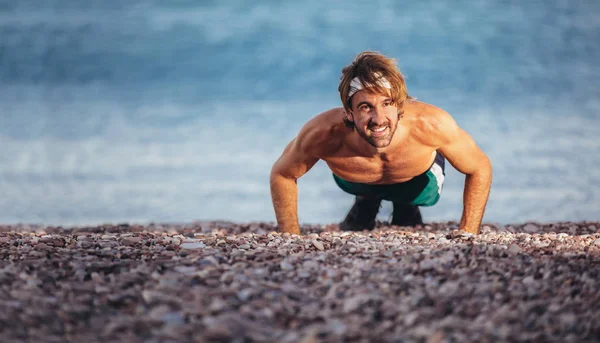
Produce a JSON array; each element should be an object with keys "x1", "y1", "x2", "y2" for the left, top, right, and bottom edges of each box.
[
  {"x1": 120, "y1": 237, "x2": 141, "y2": 246},
  {"x1": 180, "y1": 242, "x2": 206, "y2": 250},
  {"x1": 426, "y1": 331, "x2": 446, "y2": 343},
  {"x1": 522, "y1": 276, "x2": 535, "y2": 285},
  {"x1": 419, "y1": 259, "x2": 437, "y2": 270},
  {"x1": 343, "y1": 295, "x2": 365, "y2": 313},
  {"x1": 41, "y1": 237, "x2": 65, "y2": 247},
  {"x1": 79, "y1": 241, "x2": 94, "y2": 249},
  {"x1": 507, "y1": 244, "x2": 522, "y2": 254},
  {"x1": 237, "y1": 289, "x2": 253, "y2": 302},
  {"x1": 34, "y1": 243, "x2": 52, "y2": 251},
  {"x1": 523, "y1": 224, "x2": 538, "y2": 233},
  {"x1": 312, "y1": 240, "x2": 324, "y2": 251},
  {"x1": 280, "y1": 260, "x2": 294, "y2": 271}
]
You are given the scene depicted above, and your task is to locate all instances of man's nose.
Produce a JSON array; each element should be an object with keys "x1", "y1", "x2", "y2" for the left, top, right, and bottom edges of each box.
[{"x1": 371, "y1": 107, "x2": 386, "y2": 124}]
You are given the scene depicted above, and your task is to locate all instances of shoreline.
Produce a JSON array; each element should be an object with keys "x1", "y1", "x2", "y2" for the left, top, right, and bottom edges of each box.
[{"x1": 2, "y1": 219, "x2": 599, "y2": 232}]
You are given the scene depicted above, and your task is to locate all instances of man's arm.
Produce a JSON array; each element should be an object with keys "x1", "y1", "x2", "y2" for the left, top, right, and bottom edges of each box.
[
  {"x1": 270, "y1": 124, "x2": 321, "y2": 235},
  {"x1": 432, "y1": 110, "x2": 492, "y2": 234}
]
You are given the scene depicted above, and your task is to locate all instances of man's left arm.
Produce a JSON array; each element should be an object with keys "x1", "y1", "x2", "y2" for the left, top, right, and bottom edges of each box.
[{"x1": 434, "y1": 112, "x2": 492, "y2": 234}]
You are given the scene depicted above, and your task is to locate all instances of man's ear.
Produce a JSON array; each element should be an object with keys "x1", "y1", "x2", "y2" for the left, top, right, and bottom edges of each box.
[{"x1": 344, "y1": 109, "x2": 354, "y2": 123}]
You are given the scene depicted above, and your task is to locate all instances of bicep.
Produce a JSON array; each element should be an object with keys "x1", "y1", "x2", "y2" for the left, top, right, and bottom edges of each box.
[{"x1": 271, "y1": 137, "x2": 320, "y2": 180}]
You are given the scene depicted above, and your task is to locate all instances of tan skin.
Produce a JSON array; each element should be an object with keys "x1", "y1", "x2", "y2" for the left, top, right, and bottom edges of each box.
[{"x1": 270, "y1": 90, "x2": 492, "y2": 235}]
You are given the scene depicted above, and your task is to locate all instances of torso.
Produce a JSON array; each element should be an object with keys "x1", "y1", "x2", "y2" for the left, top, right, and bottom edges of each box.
[{"x1": 314, "y1": 100, "x2": 439, "y2": 185}]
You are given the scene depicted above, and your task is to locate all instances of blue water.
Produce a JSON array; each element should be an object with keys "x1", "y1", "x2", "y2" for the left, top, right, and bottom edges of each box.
[{"x1": 1, "y1": 1, "x2": 599, "y2": 226}]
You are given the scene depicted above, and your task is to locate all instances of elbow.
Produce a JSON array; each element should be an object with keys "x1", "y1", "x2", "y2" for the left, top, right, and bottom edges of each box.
[
  {"x1": 465, "y1": 155, "x2": 492, "y2": 178},
  {"x1": 475, "y1": 155, "x2": 493, "y2": 182},
  {"x1": 270, "y1": 162, "x2": 283, "y2": 178},
  {"x1": 270, "y1": 164, "x2": 295, "y2": 185},
  {"x1": 270, "y1": 166, "x2": 281, "y2": 186},
  {"x1": 473, "y1": 152, "x2": 492, "y2": 173},
  {"x1": 481, "y1": 155, "x2": 492, "y2": 174},
  {"x1": 270, "y1": 160, "x2": 283, "y2": 179}
]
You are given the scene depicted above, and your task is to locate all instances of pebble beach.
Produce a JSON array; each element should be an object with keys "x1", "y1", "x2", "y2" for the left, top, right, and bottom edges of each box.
[{"x1": 1, "y1": 221, "x2": 599, "y2": 342}]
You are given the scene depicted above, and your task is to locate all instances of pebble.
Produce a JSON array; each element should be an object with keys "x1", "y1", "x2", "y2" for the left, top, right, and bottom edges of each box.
[
  {"x1": 522, "y1": 276, "x2": 535, "y2": 285},
  {"x1": 507, "y1": 244, "x2": 522, "y2": 254},
  {"x1": 523, "y1": 224, "x2": 538, "y2": 233},
  {"x1": 180, "y1": 242, "x2": 206, "y2": 250},
  {"x1": 120, "y1": 237, "x2": 141, "y2": 246},
  {"x1": 34, "y1": 243, "x2": 51, "y2": 251},
  {"x1": 419, "y1": 259, "x2": 437, "y2": 270},
  {"x1": 79, "y1": 241, "x2": 94, "y2": 249},
  {"x1": 280, "y1": 260, "x2": 294, "y2": 271},
  {"x1": 437, "y1": 237, "x2": 450, "y2": 244},
  {"x1": 533, "y1": 241, "x2": 550, "y2": 248}
]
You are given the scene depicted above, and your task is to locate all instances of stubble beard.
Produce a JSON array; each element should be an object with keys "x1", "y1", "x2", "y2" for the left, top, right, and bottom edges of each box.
[
  {"x1": 357, "y1": 124, "x2": 395, "y2": 148},
  {"x1": 356, "y1": 113, "x2": 400, "y2": 148}
]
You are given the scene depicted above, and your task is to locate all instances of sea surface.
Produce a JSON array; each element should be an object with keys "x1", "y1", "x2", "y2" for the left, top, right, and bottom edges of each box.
[{"x1": 1, "y1": 1, "x2": 599, "y2": 226}]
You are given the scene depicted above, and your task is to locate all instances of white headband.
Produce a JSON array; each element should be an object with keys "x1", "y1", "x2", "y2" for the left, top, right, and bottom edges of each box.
[{"x1": 347, "y1": 72, "x2": 392, "y2": 99}]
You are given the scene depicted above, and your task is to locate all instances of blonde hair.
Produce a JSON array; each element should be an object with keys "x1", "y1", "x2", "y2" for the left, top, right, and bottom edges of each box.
[{"x1": 338, "y1": 51, "x2": 410, "y2": 114}]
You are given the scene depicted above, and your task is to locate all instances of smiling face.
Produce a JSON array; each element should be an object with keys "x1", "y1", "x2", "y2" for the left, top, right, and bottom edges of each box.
[{"x1": 346, "y1": 90, "x2": 400, "y2": 148}]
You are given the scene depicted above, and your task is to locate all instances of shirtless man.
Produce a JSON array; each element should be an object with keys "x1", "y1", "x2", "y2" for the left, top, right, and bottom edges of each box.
[{"x1": 270, "y1": 51, "x2": 492, "y2": 235}]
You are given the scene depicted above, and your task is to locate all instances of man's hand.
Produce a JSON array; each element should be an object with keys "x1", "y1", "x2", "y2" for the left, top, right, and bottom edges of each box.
[
  {"x1": 460, "y1": 222, "x2": 483, "y2": 234},
  {"x1": 460, "y1": 226, "x2": 481, "y2": 234}
]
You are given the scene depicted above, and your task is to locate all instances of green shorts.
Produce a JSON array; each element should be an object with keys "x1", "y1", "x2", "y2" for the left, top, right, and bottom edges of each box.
[{"x1": 332, "y1": 151, "x2": 446, "y2": 206}]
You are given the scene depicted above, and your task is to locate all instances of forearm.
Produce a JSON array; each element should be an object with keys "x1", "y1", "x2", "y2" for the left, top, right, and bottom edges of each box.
[
  {"x1": 270, "y1": 173, "x2": 301, "y2": 235},
  {"x1": 460, "y1": 160, "x2": 492, "y2": 234}
]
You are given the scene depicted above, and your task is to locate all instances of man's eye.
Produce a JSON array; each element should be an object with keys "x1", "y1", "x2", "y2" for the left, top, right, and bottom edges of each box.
[
  {"x1": 359, "y1": 105, "x2": 369, "y2": 111},
  {"x1": 383, "y1": 102, "x2": 392, "y2": 106}
]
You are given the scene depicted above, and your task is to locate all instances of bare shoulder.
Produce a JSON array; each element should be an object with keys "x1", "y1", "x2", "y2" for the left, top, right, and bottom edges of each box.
[
  {"x1": 407, "y1": 100, "x2": 460, "y2": 148},
  {"x1": 295, "y1": 108, "x2": 348, "y2": 157}
]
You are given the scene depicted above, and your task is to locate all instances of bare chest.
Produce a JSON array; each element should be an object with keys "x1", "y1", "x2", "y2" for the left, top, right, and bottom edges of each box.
[{"x1": 323, "y1": 147, "x2": 437, "y2": 184}]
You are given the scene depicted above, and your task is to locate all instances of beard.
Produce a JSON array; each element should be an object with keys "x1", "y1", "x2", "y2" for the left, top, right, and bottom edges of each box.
[{"x1": 355, "y1": 113, "x2": 400, "y2": 148}]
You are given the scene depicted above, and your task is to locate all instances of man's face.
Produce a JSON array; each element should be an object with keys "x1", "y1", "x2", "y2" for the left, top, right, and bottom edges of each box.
[{"x1": 347, "y1": 90, "x2": 400, "y2": 148}]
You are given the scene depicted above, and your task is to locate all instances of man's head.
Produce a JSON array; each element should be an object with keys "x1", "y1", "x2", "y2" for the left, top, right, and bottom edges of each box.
[{"x1": 338, "y1": 51, "x2": 410, "y2": 148}]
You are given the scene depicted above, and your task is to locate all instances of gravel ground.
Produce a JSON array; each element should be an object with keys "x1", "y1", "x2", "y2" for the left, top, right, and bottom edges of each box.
[{"x1": 1, "y1": 221, "x2": 599, "y2": 343}]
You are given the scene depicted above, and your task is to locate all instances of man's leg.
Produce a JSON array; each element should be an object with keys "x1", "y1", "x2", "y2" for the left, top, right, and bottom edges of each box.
[
  {"x1": 391, "y1": 202, "x2": 423, "y2": 226},
  {"x1": 340, "y1": 196, "x2": 381, "y2": 231}
]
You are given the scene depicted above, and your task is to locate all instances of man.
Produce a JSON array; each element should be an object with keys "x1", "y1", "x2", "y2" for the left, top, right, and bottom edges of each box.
[{"x1": 270, "y1": 51, "x2": 492, "y2": 235}]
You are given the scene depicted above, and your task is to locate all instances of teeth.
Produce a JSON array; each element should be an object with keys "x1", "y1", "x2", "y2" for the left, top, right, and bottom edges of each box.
[{"x1": 371, "y1": 127, "x2": 387, "y2": 132}]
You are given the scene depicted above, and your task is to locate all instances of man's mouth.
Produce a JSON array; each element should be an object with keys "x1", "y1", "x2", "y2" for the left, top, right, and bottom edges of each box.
[{"x1": 369, "y1": 125, "x2": 389, "y2": 137}]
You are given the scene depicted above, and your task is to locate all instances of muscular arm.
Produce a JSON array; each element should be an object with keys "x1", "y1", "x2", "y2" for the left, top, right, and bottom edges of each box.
[
  {"x1": 270, "y1": 137, "x2": 318, "y2": 235},
  {"x1": 427, "y1": 109, "x2": 492, "y2": 234},
  {"x1": 270, "y1": 112, "x2": 339, "y2": 235}
]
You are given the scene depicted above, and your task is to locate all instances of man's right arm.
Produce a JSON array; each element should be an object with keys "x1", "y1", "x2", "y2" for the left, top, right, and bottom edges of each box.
[{"x1": 270, "y1": 125, "x2": 321, "y2": 235}]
